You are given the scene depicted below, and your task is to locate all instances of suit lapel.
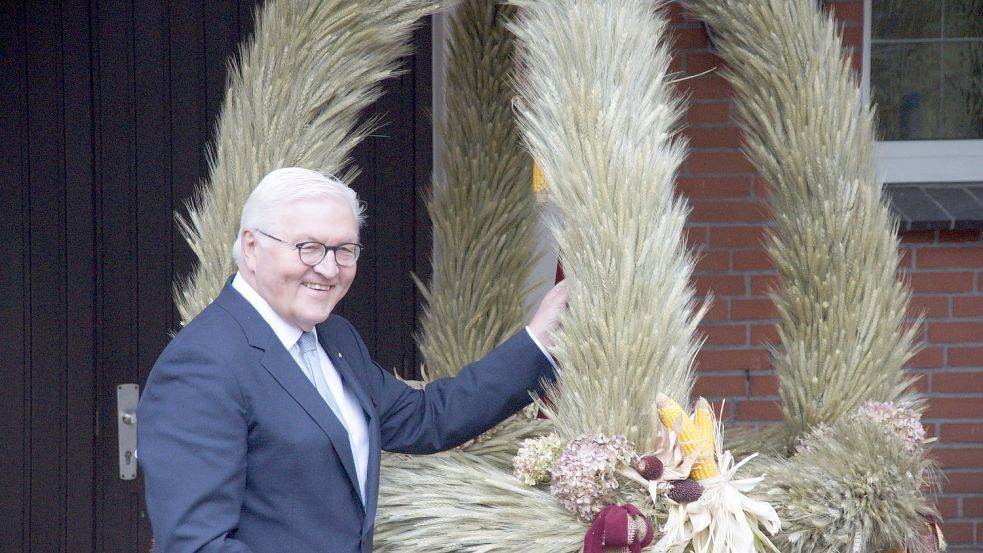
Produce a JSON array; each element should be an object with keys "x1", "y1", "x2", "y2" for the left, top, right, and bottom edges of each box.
[
  {"x1": 318, "y1": 335, "x2": 381, "y2": 531},
  {"x1": 215, "y1": 281, "x2": 364, "y2": 509},
  {"x1": 258, "y1": 337, "x2": 363, "y2": 508}
]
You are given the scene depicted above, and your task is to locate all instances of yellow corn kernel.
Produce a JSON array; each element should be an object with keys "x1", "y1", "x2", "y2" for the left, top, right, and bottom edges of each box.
[
  {"x1": 691, "y1": 398, "x2": 720, "y2": 480},
  {"x1": 694, "y1": 398, "x2": 716, "y2": 458},
  {"x1": 656, "y1": 394, "x2": 701, "y2": 457},
  {"x1": 532, "y1": 162, "x2": 547, "y2": 194}
]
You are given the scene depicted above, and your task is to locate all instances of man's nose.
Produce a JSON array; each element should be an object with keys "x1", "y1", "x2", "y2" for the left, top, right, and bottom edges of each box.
[{"x1": 313, "y1": 251, "x2": 340, "y2": 277}]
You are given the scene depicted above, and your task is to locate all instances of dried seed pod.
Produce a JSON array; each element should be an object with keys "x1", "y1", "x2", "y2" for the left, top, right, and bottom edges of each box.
[
  {"x1": 634, "y1": 455, "x2": 664, "y2": 481},
  {"x1": 667, "y1": 479, "x2": 704, "y2": 503}
]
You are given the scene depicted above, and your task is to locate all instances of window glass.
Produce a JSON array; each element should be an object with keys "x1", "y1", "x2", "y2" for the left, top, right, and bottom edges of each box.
[{"x1": 870, "y1": 0, "x2": 983, "y2": 140}]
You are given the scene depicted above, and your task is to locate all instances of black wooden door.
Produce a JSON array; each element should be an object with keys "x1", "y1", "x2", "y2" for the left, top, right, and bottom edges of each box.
[{"x1": 0, "y1": 2, "x2": 432, "y2": 552}]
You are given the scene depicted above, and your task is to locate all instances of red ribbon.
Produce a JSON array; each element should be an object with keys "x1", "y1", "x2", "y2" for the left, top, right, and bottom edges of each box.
[{"x1": 582, "y1": 504, "x2": 654, "y2": 553}]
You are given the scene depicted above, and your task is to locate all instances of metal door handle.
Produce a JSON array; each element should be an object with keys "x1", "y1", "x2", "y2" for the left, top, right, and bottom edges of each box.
[{"x1": 117, "y1": 384, "x2": 139, "y2": 480}]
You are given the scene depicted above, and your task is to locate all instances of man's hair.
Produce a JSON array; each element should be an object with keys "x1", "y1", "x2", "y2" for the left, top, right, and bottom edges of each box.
[{"x1": 232, "y1": 167, "x2": 366, "y2": 267}]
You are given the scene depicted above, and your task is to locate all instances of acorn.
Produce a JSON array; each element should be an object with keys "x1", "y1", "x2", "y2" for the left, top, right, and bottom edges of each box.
[
  {"x1": 667, "y1": 479, "x2": 704, "y2": 503},
  {"x1": 634, "y1": 454, "x2": 664, "y2": 481}
]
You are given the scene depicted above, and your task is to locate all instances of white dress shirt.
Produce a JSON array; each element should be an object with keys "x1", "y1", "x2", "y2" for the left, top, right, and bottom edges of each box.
[{"x1": 232, "y1": 273, "x2": 370, "y2": 501}]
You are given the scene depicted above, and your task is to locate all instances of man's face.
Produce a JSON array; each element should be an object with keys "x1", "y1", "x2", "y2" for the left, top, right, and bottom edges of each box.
[{"x1": 241, "y1": 196, "x2": 358, "y2": 331}]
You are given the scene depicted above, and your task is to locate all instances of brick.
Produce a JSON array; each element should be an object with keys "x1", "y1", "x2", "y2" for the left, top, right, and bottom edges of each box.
[
  {"x1": 840, "y1": 26, "x2": 863, "y2": 51},
  {"x1": 689, "y1": 199, "x2": 769, "y2": 223},
  {"x1": 901, "y1": 231, "x2": 937, "y2": 244},
  {"x1": 953, "y1": 297, "x2": 983, "y2": 317},
  {"x1": 906, "y1": 347, "x2": 944, "y2": 369},
  {"x1": 964, "y1": 496, "x2": 983, "y2": 517},
  {"x1": 693, "y1": 275, "x2": 746, "y2": 297},
  {"x1": 688, "y1": 151, "x2": 756, "y2": 174},
  {"x1": 694, "y1": 250, "x2": 730, "y2": 273},
  {"x1": 931, "y1": 447, "x2": 983, "y2": 469},
  {"x1": 752, "y1": 176, "x2": 770, "y2": 197},
  {"x1": 677, "y1": 76, "x2": 733, "y2": 100},
  {"x1": 731, "y1": 299, "x2": 778, "y2": 320},
  {"x1": 686, "y1": 225, "x2": 708, "y2": 247},
  {"x1": 827, "y1": 1, "x2": 864, "y2": 23},
  {"x1": 685, "y1": 127, "x2": 745, "y2": 149},
  {"x1": 699, "y1": 298, "x2": 728, "y2": 321},
  {"x1": 907, "y1": 371, "x2": 930, "y2": 393},
  {"x1": 665, "y1": 1, "x2": 699, "y2": 24},
  {"x1": 908, "y1": 296, "x2": 950, "y2": 318},
  {"x1": 949, "y1": 347, "x2": 983, "y2": 367},
  {"x1": 750, "y1": 274, "x2": 780, "y2": 296},
  {"x1": 909, "y1": 272, "x2": 974, "y2": 293},
  {"x1": 700, "y1": 324, "x2": 747, "y2": 346},
  {"x1": 696, "y1": 348, "x2": 771, "y2": 371},
  {"x1": 918, "y1": 246, "x2": 983, "y2": 268},
  {"x1": 940, "y1": 423, "x2": 983, "y2": 443},
  {"x1": 749, "y1": 374, "x2": 779, "y2": 396},
  {"x1": 934, "y1": 371, "x2": 983, "y2": 393},
  {"x1": 709, "y1": 225, "x2": 767, "y2": 247},
  {"x1": 686, "y1": 52, "x2": 723, "y2": 74},
  {"x1": 750, "y1": 323, "x2": 780, "y2": 346},
  {"x1": 927, "y1": 322, "x2": 983, "y2": 343},
  {"x1": 943, "y1": 471, "x2": 983, "y2": 493},
  {"x1": 693, "y1": 374, "x2": 746, "y2": 397},
  {"x1": 669, "y1": 53, "x2": 685, "y2": 75},
  {"x1": 935, "y1": 496, "x2": 959, "y2": 518},
  {"x1": 677, "y1": 176, "x2": 752, "y2": 199},
  {"x1": 733, "y1": 249, "x2": 773, "y2": 271},
  {"x1": 938, "y1": 522, "x2": 974, "y2": 544},
  {"x1": 938, "y1": 230, "x2": 982, "y2": 242},
  {"x1": 687, "y1": 102, "x2": 730, "y2": 125},
  {"x1": 898, "y1": 248, "x2": 912, "y2": 269},
  {"x1": 925, "y1": 398, "x2": 983, "y2": 419},
  {"x1": 673, "y1": 26, "x2": 710, "y2": 49},
  {"x1": 735, "y1": 399, "x2": 783, "y2": 421}
]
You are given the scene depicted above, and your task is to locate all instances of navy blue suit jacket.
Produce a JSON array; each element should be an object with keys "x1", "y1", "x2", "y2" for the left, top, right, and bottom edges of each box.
[{"x1": 138, "y1": 281, "x2": 553, "y2": 553}]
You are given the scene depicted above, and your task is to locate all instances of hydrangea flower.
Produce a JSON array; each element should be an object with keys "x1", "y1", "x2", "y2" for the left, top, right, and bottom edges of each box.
[
  {"x1": 513, "y1": 433, "x2": 565, "y2": 486},
  {"x1": 550, "y1": 433, "x2": 634, "y2": 521},
  {"x1": 796, "y1": 401, "x2": 926, "y2": 455},
  {"x1": 858, "y1": 400, "x2": 926, "y2": 453}
]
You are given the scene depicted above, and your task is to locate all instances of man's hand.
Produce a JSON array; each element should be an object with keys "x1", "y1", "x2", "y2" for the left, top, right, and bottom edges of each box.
[{"x1": 528, "y1": 280, "x2": 568, "y2": 350}]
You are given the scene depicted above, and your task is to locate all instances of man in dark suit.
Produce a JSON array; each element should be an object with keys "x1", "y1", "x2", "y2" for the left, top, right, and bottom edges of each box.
[{"x1": 138, "y1": 167, "x2": 566, "y2": 553}]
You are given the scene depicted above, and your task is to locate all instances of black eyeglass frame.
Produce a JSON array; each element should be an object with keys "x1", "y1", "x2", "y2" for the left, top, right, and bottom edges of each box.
[{"x1": 256, "y1": 230, "x2": 364, "y2": 267}]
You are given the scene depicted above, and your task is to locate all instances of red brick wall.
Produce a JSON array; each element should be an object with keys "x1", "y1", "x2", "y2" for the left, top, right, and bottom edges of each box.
[{"x1": 669, "y1": 1, "x2": 983, "y2": 550}]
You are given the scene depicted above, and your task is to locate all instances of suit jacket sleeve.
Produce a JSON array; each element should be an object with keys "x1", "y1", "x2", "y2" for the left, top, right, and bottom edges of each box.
[
  {"x1": 326, "y1": 317, "x2": 555, "y2": 454},
  {"x1": 138, "y1": 330, "x2": 255, "y2": 553}
]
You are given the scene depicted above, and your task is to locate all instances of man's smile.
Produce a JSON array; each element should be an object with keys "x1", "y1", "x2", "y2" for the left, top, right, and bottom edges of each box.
[{"x1": 303, "y1": 282, "x2": 331, "y2": 292}]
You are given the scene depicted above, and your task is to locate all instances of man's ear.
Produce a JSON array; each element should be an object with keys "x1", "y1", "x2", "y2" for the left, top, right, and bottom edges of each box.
[{"x1": 241, "y1": 229, "x2": 259, "y2": 273}]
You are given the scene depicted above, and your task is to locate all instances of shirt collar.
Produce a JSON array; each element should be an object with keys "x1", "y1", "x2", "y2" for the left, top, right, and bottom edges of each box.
[{"x1": 232, "y1": 272, "x2": 305, "y2": 350}]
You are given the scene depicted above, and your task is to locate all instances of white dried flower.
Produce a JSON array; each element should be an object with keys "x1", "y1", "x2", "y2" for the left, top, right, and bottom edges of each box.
[
  {"x1": 513, "y1": 433, "x2": 565, "y2": 485},
  {"x1": 550, "y1": 433, "x2": 635, "y2": 521}
]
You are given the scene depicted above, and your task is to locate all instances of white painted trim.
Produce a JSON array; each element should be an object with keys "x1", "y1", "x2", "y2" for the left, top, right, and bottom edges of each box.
[{"x1": 861, "y1": 0, "x2": 983, "y2": 183}]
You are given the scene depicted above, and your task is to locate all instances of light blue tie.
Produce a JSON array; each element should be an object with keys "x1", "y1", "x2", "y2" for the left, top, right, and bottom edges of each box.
[{"x1": 298, "y1": 330, "x2": 347, "y2": 428}]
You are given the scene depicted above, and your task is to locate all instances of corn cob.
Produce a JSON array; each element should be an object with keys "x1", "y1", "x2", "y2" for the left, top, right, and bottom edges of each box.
[
  {"x1": 656, "y1": 394, "x2": 719, "y2": 480},
  {"x1": 692, "y1": 398, "x2": 719, "y2": 480},
  {"x1": 532, "y1": 161, "x2": 547, "y2": 194}
]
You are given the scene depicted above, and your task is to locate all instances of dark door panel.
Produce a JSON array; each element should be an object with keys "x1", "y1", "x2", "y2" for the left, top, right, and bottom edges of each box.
[{"x1": 0, "y1": 1, "x2": 431, "y2": 551}]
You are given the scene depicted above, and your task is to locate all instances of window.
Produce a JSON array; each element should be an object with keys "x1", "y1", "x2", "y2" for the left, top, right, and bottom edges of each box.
[{"x1": 863, "y1": 0, "x2": 983, "y2": 183}]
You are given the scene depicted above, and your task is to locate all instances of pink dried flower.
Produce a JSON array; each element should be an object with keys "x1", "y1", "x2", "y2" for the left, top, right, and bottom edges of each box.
[
  {"x1": 857, "y1": 400, "x2": 926, "y2": 453},
  {"x1": 550, "y1": 433, "x2": 634, "y2": 521}
]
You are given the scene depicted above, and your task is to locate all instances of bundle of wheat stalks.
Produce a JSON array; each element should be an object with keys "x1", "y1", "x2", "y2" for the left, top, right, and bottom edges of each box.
[
  {"x1": 377, "y1": 0, "x2": 939, "y2": 551},
  {"x1": 174, "y1": 0, "x2": 437, "y2": 322}
]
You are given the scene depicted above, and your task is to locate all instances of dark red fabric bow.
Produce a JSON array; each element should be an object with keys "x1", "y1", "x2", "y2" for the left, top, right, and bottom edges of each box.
[{"x1": 582, "y1": 504, "x2": 654, "y2": 553}]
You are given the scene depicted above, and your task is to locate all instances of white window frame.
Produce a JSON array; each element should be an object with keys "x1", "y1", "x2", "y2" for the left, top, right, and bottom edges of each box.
[{"x1": 862, "y1": 0, "x2": 983, "y2": 184}]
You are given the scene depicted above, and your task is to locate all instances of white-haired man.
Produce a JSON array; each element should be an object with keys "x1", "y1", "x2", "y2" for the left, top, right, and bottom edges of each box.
[{"x1": 138, "y1": 168, "x2": 566, "y2": 553}]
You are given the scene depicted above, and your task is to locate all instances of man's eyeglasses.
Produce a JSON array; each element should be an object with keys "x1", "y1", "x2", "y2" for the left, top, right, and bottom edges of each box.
[{"x1": 256, "y1": 230, "x2": 363, "y2": 268}]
